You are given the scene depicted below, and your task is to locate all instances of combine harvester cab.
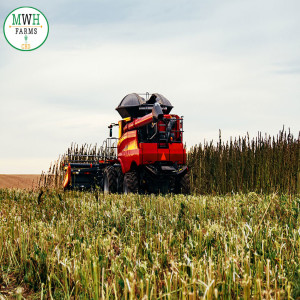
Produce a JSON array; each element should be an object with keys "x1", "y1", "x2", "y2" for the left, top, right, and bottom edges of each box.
[{"x1": 63, "y1": 93, "x2": 190, "y2": 194}]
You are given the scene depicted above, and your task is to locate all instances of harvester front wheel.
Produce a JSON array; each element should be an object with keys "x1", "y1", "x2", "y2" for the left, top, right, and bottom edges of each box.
[
  {"x1": 103, "y1": 166, "x2": 117, "y2": 193},
  {"x1": 123, "y1": 171, "x2": 139, "y2": 194}
]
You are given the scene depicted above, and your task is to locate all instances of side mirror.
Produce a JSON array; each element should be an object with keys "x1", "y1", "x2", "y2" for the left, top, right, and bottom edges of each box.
[{"x1": 108, "y1": 125, "x2": 113, "y2": 137}]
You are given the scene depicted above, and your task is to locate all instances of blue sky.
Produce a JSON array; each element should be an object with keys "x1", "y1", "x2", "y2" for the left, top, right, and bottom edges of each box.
[{"x1": 0, "y1": 0, "x2": 299, "y2": 173}]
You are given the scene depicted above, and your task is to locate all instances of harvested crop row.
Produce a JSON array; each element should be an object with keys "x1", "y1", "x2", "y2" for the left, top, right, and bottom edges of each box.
[{"x1": 0, "y1": 190, "x2": 299, "y2": 298}]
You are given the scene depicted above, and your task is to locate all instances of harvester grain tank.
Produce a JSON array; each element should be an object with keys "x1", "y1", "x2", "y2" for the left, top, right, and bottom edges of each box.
[{"x1": 62, "y1": 93, "x2": 190, "y2": 194}]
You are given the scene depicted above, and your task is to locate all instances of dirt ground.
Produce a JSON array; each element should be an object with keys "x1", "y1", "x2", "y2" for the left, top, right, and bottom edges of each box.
[{"x1": 0, "y1": 175, "x2": 40, "y2": 189}]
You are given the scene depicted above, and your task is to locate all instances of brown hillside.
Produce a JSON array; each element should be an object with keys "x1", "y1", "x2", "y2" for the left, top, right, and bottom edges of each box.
[{"x1": 0, "y1": 175, "x2": 40, "y2": 189}]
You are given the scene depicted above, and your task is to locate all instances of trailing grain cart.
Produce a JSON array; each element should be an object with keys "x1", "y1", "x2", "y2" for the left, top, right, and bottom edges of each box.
[{"x1": 63, "y1": 93, "x2": 190, "y2": 194}]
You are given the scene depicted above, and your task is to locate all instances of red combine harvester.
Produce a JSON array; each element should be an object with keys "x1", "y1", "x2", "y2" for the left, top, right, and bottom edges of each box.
[{"x1": 63, "y1": 93, "x2": 189, "y2": 194}]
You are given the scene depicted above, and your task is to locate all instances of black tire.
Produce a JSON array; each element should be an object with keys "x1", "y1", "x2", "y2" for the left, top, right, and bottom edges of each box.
[
  {"x1": 123, "y1": 171, "x2": 139, "y2": 194},
  {"x1": 103, "y1": 166, "x2": 117, "y2": 194},
  {"x1": 115, "y1": 166, "x2": 124, "y2": 193},
  {"x1": 177, "y1": 173, "x2": 190, "y2": 194}
]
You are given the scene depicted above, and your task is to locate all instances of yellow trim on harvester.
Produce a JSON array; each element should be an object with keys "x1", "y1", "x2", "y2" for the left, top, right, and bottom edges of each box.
[
  {"x1": 118, "y1": 121, "x2": 123, "y2": 138},
  {"x1": 119, "y1": 117, "x2": 132, "y2": 138}
]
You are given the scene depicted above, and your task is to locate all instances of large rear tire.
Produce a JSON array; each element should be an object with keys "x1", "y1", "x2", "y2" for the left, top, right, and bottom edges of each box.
[
  {"x1": 177, "y1": 173, "x2": 190, "y2": 194},
  {"x1": 115, "y1": 166, "x2": 124, "y2": 193},
  {"x1": 123, "y1": 171, "x2": 139, "y2": 194},
  {"x1": 103, "y1": 166, "x2": 117, "y2": 194}
]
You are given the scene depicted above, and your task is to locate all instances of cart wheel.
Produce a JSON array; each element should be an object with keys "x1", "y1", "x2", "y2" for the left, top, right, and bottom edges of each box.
[{"x1": 103, "y1": 166, "x2": 117, "y2": 193}]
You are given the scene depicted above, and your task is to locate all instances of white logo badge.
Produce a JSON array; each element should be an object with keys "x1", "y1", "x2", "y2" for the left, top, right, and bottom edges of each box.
[{"x1": 3, "y1": 6, "x2": 49, "y2": 51}]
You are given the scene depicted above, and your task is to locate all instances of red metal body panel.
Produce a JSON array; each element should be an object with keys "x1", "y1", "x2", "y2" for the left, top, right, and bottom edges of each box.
[
  {"x1": 118, "y1": 130, "x2": 141, "y2": 173},
  {"x1": 118, "y1": 113, "x2": 186, "y2": 173},
  {"x1": 140, "y1": 143, "x2": 186, "y2": 165}
]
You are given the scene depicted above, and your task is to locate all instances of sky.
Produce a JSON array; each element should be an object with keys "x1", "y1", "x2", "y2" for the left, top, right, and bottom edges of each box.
[{"x1": 0, "y1": 0, "x2": 299, "y2": 174}]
